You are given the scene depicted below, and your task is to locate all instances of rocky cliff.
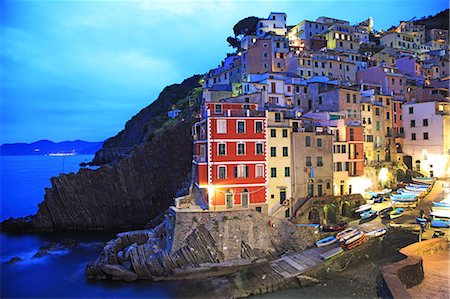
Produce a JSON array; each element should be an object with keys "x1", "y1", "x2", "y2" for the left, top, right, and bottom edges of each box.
[
  {"x1": 1, "y1": 118, "x2": 195, "y2": 232},
  {"x1": 93, "y1": 75, "x2": 202, "y2": 165}
]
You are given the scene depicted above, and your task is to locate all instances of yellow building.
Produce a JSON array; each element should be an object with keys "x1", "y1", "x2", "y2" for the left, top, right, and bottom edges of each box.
[{"x1": 267, "y1": 111, "x2": 293, "y2": 218}]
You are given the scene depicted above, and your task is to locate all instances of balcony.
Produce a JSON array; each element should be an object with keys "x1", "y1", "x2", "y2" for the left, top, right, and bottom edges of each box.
[
  {"x1": 207, "y1": 109, "x2": 266, "y2": 118},
  {"x1": 193, "y1": 155, "x2": 207, "y2": 163}
]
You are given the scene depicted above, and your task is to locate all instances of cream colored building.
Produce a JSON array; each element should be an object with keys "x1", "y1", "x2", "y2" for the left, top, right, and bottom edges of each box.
[{"x1": 267, "y1": 111, "x2": 293, "y2": 218}]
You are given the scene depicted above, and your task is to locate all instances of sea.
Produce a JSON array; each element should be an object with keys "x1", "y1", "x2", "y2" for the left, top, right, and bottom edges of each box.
[{"x1": 0, "y1": 155, "x2": 402, "y2": 298}]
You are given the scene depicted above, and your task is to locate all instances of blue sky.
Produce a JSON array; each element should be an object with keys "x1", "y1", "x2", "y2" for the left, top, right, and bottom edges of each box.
[{"x1": 1, "y1": 0, "x2": 448, "y2": 144}]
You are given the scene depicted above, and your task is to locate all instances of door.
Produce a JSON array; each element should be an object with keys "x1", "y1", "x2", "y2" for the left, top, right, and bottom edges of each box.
[
  {"x1": 226, "y1": 192, "x2": 234, "y2": 209},
  {"x1": 279, "y1": 190, "x2": 286, "y2": 204},
  {"x1": 308, "y1": 184, "x2": 314, "y2": 197},
  {"x1": 340, "y1": 184, "x2": 344, "y2": 195},
  {"x1": 241, "y1": 190, "x2": 249, "y2": 208}
]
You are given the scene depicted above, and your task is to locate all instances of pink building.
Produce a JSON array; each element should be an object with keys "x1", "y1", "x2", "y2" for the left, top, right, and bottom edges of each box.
[{"x1": 356, "y1": 65, "x2": 407, "y2": 98}]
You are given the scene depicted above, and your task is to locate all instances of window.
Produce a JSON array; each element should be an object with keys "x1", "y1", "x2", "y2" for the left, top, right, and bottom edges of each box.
[
  {"x1": 423, "y1": 119, "x2": 428, "y2": 127},
  {"x1": 271, "y1": 82, "x2": 276, "y2": 93},
  {"x1": 255, "y1": 121, "x2": 263, "y2": 133},
  {"x1": 270, "y1": 167, "x2": 277, "y2": 178},
  {"x1": 317, "y1": 138, "x2": 322, "y2": 148},
  {"x1": 270, "y1": 129, "x2": 276, "y2": 137},
  {"x1": 270, "y1": 147, "x2": 276, "y2": 157},
  {"x1": 237, "y1": 121, "x2": 245, "y2": 133},
  {"x1": 376, "y1": 121, "x2": 380, "y2": 131},
  {"x1": 386, "y1": 112, "x2": 390, "y2": 120},
  {"x1": 341, "y1": 145, "x2": 346, "y2": 153},
  {"x1": 336, "y1": 162, "x2": 342, "y2": 171},
  {"x1": 215, "y1": 104, "x2": 222, "y2": 114},
  {"x1": 282, "y1": 147, "x2": 288, "y2": 157},
  {"x1": 256, "y1": 164, "x2": 264, "y2": 178},
  {"x1": 256, "y1": 142, "x2": 264, "y2": 155},
  {"x1": 284, "y1": 167, "x2": 290, "y2": 177},
  {"x1": 305, "y1": 136, "x2": 311, "y2": 147},
  {"x1": 317, "y1": 156, "x2": 323, "y2": 167},
  {"x1": 218, "y1": 166, "x2": 226, "y2": 179},
  {"x1": 353, "y1": 94, "x2": 357, "y2": 103},
  {"x1": 218, "y1": 143, "x2": 226, "y2": 156},
  {"x1": 282, "y1": 129, "x2": 288, "y2": 137},
  {"x1": 234, "y1": 165, "x2": 249, "y2": 178},
  {"x1": 217, "y1": 120, "x2": 226, "y2": 133},
  {"x1": 274, "y1": 112, "x2": 281, "y2": 122},
  {"x1": 237, "y1": 143, "x2": 246, "y2": 155},
  {"x1": 346, "y1": 94, "x2": 350, "y2": 103},
  {"x1": 423, "y1": 132, "x2": 429, "y2": 140},
  {"x1": 412, "y1": 133, "x2": 416, "y2": 140},
  {"x1": 375, "y1": 108, "x2": 380, "y2": 116},
  {"x1": 319, "y1": 96, "x2": 322, "y2": 105},
  {"x1": 306, "y1": 156, "x2": 312, "y2": 167},
  {"x1": 411, "y1": 120, "x2": 415, "y2": 127},
  {"x1": 409, "y1": 107, "x2": 414, "y2": 114}
]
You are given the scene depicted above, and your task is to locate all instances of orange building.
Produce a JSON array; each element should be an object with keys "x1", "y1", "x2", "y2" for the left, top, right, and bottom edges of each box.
[{"x1": 192, "y1": 102, "x2": 268, "y2": 212}]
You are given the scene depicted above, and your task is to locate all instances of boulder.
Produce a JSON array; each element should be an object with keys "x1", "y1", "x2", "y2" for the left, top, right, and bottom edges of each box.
[
  {"x1": 101, "y1": 264, "x2": 138, "y2": 282},
  {"x1": 7, "y1": 256, "x2": 22, "y2": 264}
]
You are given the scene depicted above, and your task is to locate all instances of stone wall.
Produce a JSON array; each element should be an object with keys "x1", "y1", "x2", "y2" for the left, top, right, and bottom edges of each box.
[
  {"x1": 295, "y1": 194, "x2": 364, "y2": 224},
  {"x1": 379, "y1": 238, "x2": 448, "y2": 299},
  {"x1": 86, "y1": 208, "x2": 318, "y2": 281}
]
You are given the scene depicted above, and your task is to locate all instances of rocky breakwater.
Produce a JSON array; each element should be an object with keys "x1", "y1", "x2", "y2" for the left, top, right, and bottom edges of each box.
[
  {"x1": 1, "y1": 120, "x2": 194, "y2": 232},
  {"x1": 86, "y1": 208, "x2": 318, "y2": 281}
]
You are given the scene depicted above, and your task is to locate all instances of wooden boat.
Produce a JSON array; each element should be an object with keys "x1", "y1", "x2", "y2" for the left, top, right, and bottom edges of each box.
[
  {"x1": 416, "y1": 217, "x2": 428, "y2": 224},
  {"x1": 320, "y1": 246, "x2": 343, "y2": 261},
  {"x1": 355, "y1": 204, "x2": 373, "y2": 213},
  {"x1": 409, "y1": 183, "x2": 429, "y2": 188},
  {"x1": 366, "y1": 228, "x2": 387, "y2": 238},
  {"x1": 433, "y1": 202, "x2": 450, "y2": 208},
  {"x1": 322, "y1": 222, "x2": 348, "y2": 232},
  {"x1": 336, "y1": 227, "x2": 358, "y2": 241},
  {"x1": 430, "y1": 221, "x2": 449, "y2": 228},
  {"x1": 390, "y1": 193, "x2": 417, "y2": 199},
  {"x1": 344, "y1": 234, "x2": 367, "y2": 250},
  {"x1": 379, "y1": 206, "x2": 393, "y2": 215},
  {"x1": 390, "y1": 197, "x2": 417, "y2": 203},
  {"x1": 391, "y1": 201, "x2": 417, "y2": 208},
  {"x1": 390, "y1": 208, "x2": 405, "y2": 220},
  {"x1": 399, "y1": 188, "x2": 424, "y2": 195},
  {"x1": 344, "y1": 231, "x2": 364, "y2": 245},
  {"x1": 316, "y1": 236, "x2": 337, "y2": 247},
  {"x1": 412, "y1": 177, "x2": 435, "y2": 185},
  {"x1": 405, "y1": 185, "x2": 428, "y2": 192},
  {"x1": 360, "y1": 210, "x2": 377, "y2": 219}
]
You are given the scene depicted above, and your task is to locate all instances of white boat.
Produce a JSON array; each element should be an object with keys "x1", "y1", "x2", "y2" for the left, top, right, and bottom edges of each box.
[
  {"x1": 409, "y1": 183, "x2": 429, "y2": 188},
  {"x1": 399, "y1": 189, "x2": 424, "y2": 195},
  {"x1": 366, "y1": 228, "x2": 387, "y2": 238},
  {"x1": 355, "y1": 204, "x2": 373, "y2": 213},
  {"x1": 336, "y1": 227, "x2": 358, "y2": 241},
  {"x1": 344, "y1": 231, "x2": 365, "y2": 245},
  {"x1": 405, "y1": 186, "x2": 428, "y2": 192},
  {"x1": 412, "y1": 177, "x2": 435, "y2": 185},
  {"x1": 315, "y1": 236, "x2": 337, "y2": 247}
]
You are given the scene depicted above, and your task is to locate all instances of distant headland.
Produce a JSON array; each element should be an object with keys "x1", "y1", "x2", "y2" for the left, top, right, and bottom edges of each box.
[{"x1": 0, "y1": 140, "x2": 103, "y2": 156}]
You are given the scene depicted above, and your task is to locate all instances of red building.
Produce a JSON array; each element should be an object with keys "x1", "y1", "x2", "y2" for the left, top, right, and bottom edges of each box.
[{"x1": 192, "y1": 102, "x2": 268, "y2": 212}]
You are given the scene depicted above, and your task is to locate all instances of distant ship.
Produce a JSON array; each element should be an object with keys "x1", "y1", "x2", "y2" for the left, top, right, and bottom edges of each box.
[{"x1": 46, "y1": 150, "x2": 77, "y2": 157}]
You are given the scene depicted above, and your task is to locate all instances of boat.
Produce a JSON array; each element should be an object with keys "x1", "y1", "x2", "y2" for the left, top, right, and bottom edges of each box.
[
  {"x1": 366, "y1": 228, "x2": 387, "y2": 238},
  {"x1": 360, "y1": 210, "x2": 377, "y2": 219},
  {"x1": 322, "y1": 222, "x2": 347, "y2": 232},
  {"x1": 409, "y1": 183, "x2": 430, "y2": 188},
  {"x1": 415, "y1": 217, "x2": 428, "y2": 224},
  {"x1": 405, "y1": 186, "x2": 428, "y2": 192},
  {"x1": 412, "y1": 177, "x2": 435, "y2": 185},
  {"x1": 433, "y1": 202, "x2": 450, "y2": 208},
  {"x1": 316, "y1": 236, "x2": 337, "y2": 247},
  {"x1": 390, "y1": 208, "x2": 405, "y2": 220},
  {"x1": 344, "y1": 231, "x2": 364, "y2": 245},
  {"x1": 430, "y1": 221, "x2": 449, "y2": 228},
  {"x1": 390, "y1": 193, "x2": 417, "y2": 199},
  {"x1": 366, "y1": 189, "x2": 392, "y2": 197},
  {"x1": 336, "y1": 227, "x2": 358, "y2": 241},
  {"x1": 399, "y1": 188, "x2": 424, "y2": 195},
  {"x1": 355, "y1": 204, "x2": 373, "y2": 213},
  {"x1": 390, "y1": 197, "x2": 417, "y2": 202},
  {"x1": 344, "y1": 234, "x2": 367, "y2": 250},
  {"x1": 379, "y1": 206, "x2": 393, "y2": 215},
  {"x1": 320, "y1": 246, "x2": 343, "y2": 261},
  {"x1": 391, "y1": 201, "x2": 417, "y2": 208}
]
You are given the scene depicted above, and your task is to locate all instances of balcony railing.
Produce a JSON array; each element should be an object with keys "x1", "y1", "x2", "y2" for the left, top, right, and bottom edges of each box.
[{"x1": 206, "y1": 109, "x2": 266, "y2": 118}]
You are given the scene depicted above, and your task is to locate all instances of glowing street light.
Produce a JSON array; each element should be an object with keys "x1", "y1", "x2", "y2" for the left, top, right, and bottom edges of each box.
[{"x1": 378, "y1": 168, "x2": 389, "y2": 186}]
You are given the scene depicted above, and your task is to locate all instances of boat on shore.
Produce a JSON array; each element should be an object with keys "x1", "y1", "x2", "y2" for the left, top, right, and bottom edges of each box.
[
  {"x1": 316, "y1": 236, "x2": 337, "y2": 247},
  {"x1": 336, "y1": 227, "x2": 358, "y2": 242},
  {"x1": 412, "y1": 177, "x2": 435, "y2": 185},
  {"x1": 379, "y1": 207, "x2": 393, "y2": 218},
  {"x1": 390, "y1": 193, "x2": 417, "y2": 199},
  {"x1": 321, "y1": 222, "x2": 347, "y2": 232},
  {"x1": 431, "y1": 221, "x2": 449, "y2": 228},
  {"x1": 405, "y1": 185, "x2": 428, "y2": 192},
  {"x1": 409, "y1": 183, "x2": 430, "y2": 188},
  {"x1": 360, "y1": 210, "x2": 377, "y2": 219},
  {"x1": 390, "y1": 208, "x2": 405, "y2": 220},
  {"x1": 319, "y1": 246, "x2": 343, "y2": 261},
  {"x1": 365, "y1": 228, "x2": 387, "y2": 238},
  {"x1": 433, "y1": 202, "x2": 450, "y2": 208},
  {"x1": 355, "y1": 204, "x2": 373, "y2": 214},
  {"x1": 343, "y1": 231, "x2": 364, "y2": 245},
  {"x1": 344, "y1": 234, "x2": 367, "y2": 250}
]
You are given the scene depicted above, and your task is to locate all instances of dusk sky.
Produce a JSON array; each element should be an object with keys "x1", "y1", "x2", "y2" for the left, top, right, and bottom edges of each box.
[{"x1": 1, "y1": 0, "x2": 448, "y2": 144}]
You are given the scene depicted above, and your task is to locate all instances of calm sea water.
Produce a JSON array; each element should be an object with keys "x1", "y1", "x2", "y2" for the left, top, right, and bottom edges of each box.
[{"x1": 0, "y1": 155, "x2": 175, "y2": 298}]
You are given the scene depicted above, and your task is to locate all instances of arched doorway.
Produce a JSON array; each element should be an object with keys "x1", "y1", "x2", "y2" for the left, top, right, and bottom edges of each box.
[
  {"x1": 341, "y1": 201, "x2": 351, "y2": 217},
  {"x1": 403, "y1": 155, "x2": 412, "y2": 170},
  {"x1": 308, "y1": 209, "x2": 320, "y2": 224},
  {"x1": 323, "y1": 204, "x2": 337, "y2": 224}
]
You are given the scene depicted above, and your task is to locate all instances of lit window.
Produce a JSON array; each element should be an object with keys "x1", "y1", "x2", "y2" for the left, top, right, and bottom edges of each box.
[{"x1": 217, "y1": 120, "x2": 227, "y2": 134}]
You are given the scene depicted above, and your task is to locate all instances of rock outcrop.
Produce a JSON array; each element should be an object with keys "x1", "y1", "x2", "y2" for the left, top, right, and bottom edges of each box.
[
  {"x1": 86, "y1": 209, "x2": 317, "y2": 281},
  {"x1": 1, "y1": 120, "x2": 195, "y2": 232}
]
